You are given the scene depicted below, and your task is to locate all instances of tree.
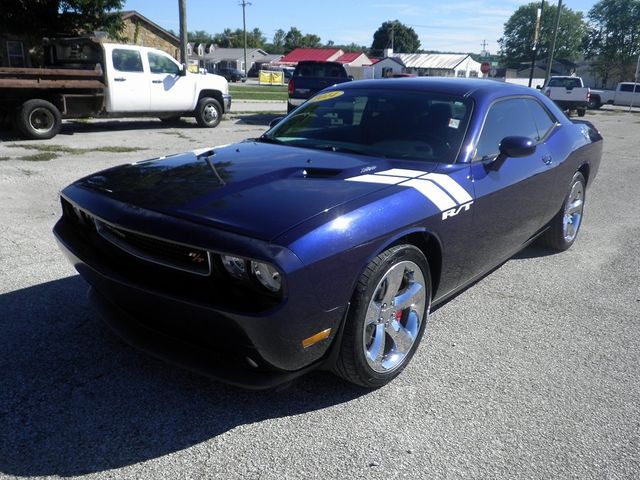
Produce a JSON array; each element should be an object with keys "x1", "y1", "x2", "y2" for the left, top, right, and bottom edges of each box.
[
  {"x1": 212, "y1": 27, "x2": 265, "y2": 49},
  {"x1": 498, "y1": 2, "x2": 587, "y2": 69},
  {"x1": 189, "y1": 30, "x2": 214, "y2": 44},
  {"x1": 370, "y1": 20, "x2": 420, "y2": 55},
  {"x1": 1, "y1": 0, "x2": 124, "y2": 38},
  {"x1": 586, "y1": 0, "x2": 640, "y2": 85}
]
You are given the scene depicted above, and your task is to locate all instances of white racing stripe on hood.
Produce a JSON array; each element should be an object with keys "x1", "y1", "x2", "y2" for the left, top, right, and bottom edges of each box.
[
  {"x1": 422, "y1": 173, "x2": 473, "y2": 204},
  {"x1": 402, "y1": 179, "x2": 457, "y2": 211},
  {"x1": 345, "y1": 174, "x2": 409, "y2": 185}
]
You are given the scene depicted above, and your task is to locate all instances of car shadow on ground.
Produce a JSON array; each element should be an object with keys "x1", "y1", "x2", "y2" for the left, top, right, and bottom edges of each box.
[
  {"x1": 233, "y1": 113, "x2": 283, "y2": 126},
  {"x1": 0, "y1": 275, "x2": 365, "y2": 477}
]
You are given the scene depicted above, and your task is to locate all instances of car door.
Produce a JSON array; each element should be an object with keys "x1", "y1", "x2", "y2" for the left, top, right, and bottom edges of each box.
[
  {"x1": 106, "y1": 48, "x2": 150, "y2": 112},
  {"x1": 463, "y1": 97, "x2": 560, "y2": 280},
  {"x1": 147, "y1": 51, "x2": 195, "y2": 111}
]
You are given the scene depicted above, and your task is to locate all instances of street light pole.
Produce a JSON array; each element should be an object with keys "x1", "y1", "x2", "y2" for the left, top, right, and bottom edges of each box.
[
  {"x1": 178, "y1": 0, "x2": 187, "y2": 65},
  {"x1": 545, "y1": 0, "x2": 562, "y2": 86},
  {"x1": 629, "y1": 54, "x2": 640, "y2": 111},
  {"x1": 240, "y1": 0, "x2": 251, "y2": 77},
  {"x1": 528, "y1": 0, "x2": 545, "y2": 87}
]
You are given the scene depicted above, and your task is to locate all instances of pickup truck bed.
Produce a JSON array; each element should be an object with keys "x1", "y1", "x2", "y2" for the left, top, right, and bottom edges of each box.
[{"x1": 0, "y1": 66, "x2": 105, "y2": 90}]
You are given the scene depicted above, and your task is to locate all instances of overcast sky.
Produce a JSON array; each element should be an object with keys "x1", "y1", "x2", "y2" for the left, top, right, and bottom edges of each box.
[{"x1": 123, "y1": 0, "x2": 597, "y2": 54}]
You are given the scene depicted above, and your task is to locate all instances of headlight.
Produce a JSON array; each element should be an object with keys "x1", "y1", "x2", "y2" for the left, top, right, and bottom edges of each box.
[
  {"x1": 250, "y1": 261, "x2": 282, "y2": 292},
  {"x1": 221, "y1": 255, "x2": 247, "y2": 279}
]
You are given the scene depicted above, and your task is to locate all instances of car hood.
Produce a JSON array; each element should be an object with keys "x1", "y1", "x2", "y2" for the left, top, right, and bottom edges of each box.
[{"x1": 75, "y1": 142, "x2": 438, "y2": 241}]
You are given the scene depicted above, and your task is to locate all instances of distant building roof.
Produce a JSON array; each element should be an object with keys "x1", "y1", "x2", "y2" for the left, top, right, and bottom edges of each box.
[
  {"x1": 120, "y1": 10, "x2": 179, "y2": 45},
  {"x1": 279, "y1": 48, "x2": 343, "y2": 63},
  {"x1": 336, "y1": 52, "x2": 363, "y2": 63},
  {"x1": 203, "y1": 48, "x2": 268, "y2": 62},
  {"x1": 393, "y1": 53, "x2": 470, "y2": 70}
]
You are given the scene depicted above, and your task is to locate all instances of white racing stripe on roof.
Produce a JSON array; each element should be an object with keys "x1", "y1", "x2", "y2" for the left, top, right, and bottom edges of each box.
[
  {"x1": 376, "y1": 168, "x2": 428, "y2": 178},
  {"x1": 345, "y1": 174, "x2": 408, "y2": 185},
  {"x1": 403, "y1": 179, "x2": 457, "y2": 211}
]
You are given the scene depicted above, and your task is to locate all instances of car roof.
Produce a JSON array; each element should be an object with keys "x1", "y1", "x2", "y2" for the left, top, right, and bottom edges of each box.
[{"x1": 333, "y1": 77, "x2": 538, "y2": 99}]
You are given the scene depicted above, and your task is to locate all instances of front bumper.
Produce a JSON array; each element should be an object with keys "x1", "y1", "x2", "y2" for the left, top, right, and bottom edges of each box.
[
  {"x1": 53, "y1": 201, "x2": 346, "y2": 387},
  {"x1": 223, "y1": 94, "x2": 232, "y2": 113}
]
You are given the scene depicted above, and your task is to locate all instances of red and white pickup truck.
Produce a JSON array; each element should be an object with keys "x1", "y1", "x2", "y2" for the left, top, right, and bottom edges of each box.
[
  {"x1": 0, "y1": 37, "x2": 231, "y2": 139},
  {"x1": 541, "y1": 76, "x2": 589, "y2": 117}
]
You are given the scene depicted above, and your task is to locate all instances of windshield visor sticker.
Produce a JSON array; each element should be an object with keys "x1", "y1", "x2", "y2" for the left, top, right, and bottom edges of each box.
[
  {"x1": 345, "y1": 169, "x2": 473, "y2": 219},
  {"x1": 308, "y1": 91, "x2": 345, "y2": 103}
]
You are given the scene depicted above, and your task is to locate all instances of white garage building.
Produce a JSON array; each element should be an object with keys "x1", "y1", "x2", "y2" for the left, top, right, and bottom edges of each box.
[{"x1": 369, "y1": 52, "x2": 482, "y2": 79}]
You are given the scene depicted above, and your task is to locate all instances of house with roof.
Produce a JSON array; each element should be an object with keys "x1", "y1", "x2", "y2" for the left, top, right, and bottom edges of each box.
[
  {"x1": 0, "y1": 10, "x2": 180, "y2": 67},
  {"x1": 278, "y1": 48, "x2": 344, "y2": 66},
  {"x1": 201, "y1": 48, "x2": 273, "y2": 74},
  {"x1": 392, "y1": 53, "x2": 482, "y2": 78}
]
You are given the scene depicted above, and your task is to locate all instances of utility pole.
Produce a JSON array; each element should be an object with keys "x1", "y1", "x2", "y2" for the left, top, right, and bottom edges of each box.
[
  {"x1": 528, "y1": 0, "x2": 544, "y2": 87},
  {"x1": 629, "y1": 54, "x2": 640, "y2": 111},
  {"x1": 480, "y1": 40, "x2": 488, "y2": 56},
  {"x1": 240, "y1": 0, "x2": 251, "y2": 77},
  {"x1": 178, "y1": 0, "x2": 187, "y2": 65},
  {"x1": 545, "y1": 0, "x2": 562, "y2": 86}
]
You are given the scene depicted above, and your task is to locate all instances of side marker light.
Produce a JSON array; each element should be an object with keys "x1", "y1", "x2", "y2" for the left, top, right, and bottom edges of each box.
[{"x1": 302, "y1": 328, "x2": 332, "y2": 349}]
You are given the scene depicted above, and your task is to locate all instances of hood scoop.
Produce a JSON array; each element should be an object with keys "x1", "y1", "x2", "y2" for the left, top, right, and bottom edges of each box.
[{"x1": 301, "y1": 168, "x2": 343, "y2": 179}]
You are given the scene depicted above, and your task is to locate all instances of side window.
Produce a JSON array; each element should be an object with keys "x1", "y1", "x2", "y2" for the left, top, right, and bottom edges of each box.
[
  {"x1": 620, "y1": 84, "x2": 634, "y2": 92},
  {"x1": 112, "y1": 49, "x2": 143, "y2": 72},
  {"x1": 524, "y1": 98, "x2": 556, "y2": 140},
  {"x1": 148, "y1": 52, "x2": 180, "y2": 74},
  {"x1": 475, "y1": 98, "x2": 538, "y2": 160}
]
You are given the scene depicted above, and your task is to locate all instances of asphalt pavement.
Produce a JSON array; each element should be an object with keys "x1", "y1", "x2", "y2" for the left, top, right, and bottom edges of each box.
[{"x1": 0, "y1": 107, "x2": 638, "y2": 479}]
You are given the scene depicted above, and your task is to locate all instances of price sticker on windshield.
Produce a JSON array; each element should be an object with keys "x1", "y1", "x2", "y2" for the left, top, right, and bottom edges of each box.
[{"x1": 308, "y1": 91, "x2": 345, "y2": 103}]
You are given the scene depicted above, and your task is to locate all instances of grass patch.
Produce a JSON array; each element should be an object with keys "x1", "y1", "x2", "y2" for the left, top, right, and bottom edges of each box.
[
  {"x1": 6, "y1": 144, "x2": 147, "y2": 159},
  {"x1": 161, "y1": 130, "x2": 191, "y2": 140},
  {"x1": 18, "y1": 152, "x2": 57, "y2": 161},
  {"x1": 229, "y1": 84, "x2": 288, "y2": 101}
]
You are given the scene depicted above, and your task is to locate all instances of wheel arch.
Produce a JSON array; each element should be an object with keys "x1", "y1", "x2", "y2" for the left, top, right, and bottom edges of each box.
[
  {"x1": 578, "y1": 162, "x2": 590, "y2": 186},
  {"x1": 197, "y1": 89, "x2": 225, "y2": 112}
]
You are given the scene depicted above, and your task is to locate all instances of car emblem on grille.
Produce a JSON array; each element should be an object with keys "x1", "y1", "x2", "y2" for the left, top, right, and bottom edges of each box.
[{"x1": 188, "y1": 252, "x2": 206, "y2": 263}]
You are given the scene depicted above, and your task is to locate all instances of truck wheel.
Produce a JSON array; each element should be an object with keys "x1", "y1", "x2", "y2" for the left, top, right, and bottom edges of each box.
[
  {"x1": 16, "y1": 99, "x2": 62, "y2": 140},
  {"x1": 195, "y1": 97, "x2": 222, "y2": 128},
  {"x1": 588, "y1": 97, "x2": 601, "y2": 110},
  {"x1": 577, "y1": 108, "x2": 586, "y2": 117}
]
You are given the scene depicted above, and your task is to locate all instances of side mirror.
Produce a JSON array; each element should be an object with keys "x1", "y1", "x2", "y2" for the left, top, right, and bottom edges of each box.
[
  {"x1": 536, "y1": 85, "x2": 542, "y2": 89},
  {"x1": 269, "y1": 117, "x2": 284, "y2": 128},
  {"x1": 178, "y1": 63, "x2": 187, "y2": 76},
  {"x1": 488, "y1": 136, "x2": 536, "y2": 170}
]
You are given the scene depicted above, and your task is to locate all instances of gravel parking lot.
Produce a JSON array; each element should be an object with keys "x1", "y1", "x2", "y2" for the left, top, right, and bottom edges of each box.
[{"x1": 0, "y1": 106, "x2": 638, "y2": 479}]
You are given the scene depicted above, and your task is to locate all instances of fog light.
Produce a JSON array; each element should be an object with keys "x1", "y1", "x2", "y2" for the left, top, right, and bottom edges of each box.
[
  {"x1": 221, "y1": 255, "x2": 246, "y2": 279},
  {"x1": 250, "y1": 261, "x2": 282, "y2": 292}
]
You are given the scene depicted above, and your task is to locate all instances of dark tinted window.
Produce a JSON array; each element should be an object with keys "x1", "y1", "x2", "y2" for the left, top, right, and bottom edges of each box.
[
  {"x1": 475, "y1": 98, "x2": 538, "y2": 160},
  {"x1": 148, "y1": 52, "x2": 179, "y2": 74},
  {"x1": 266, "y1": 89, "x2": 472, "y2": 163},
  {"x1": 113, "y1": 49, "x2": 143, "y2": 72},
  {"x1": 524, "y1": 98, "x2": 556, "y2": 140},
  {"x1": 294, "y1": 62, "x2": 347, "y2": 78},
  {"x1": 547, "y1": 77, "x2": 582, "y2": 88},
  {"x1": 620, "y1": 84, "x2": 634, "y2": 92}
]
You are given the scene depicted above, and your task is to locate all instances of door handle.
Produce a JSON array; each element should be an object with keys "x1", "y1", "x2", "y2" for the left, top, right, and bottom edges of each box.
[
  {"x1": 542, "y1": 154, "x2": 552, "y2": 165},
  {"x1": 114, "y1": 77, "x2": 126, "y2": 82},
  {"x1": 152, "y1": 80, "x2": 162, "y2": 84}
]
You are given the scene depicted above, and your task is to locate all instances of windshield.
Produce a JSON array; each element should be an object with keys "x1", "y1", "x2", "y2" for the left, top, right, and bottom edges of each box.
[
  {"x1": 548, "y1": 77, "x2": 582, "y2": 88},
  {"x1": 264, "y1": 89, "x2": 473, "y2": 162}
]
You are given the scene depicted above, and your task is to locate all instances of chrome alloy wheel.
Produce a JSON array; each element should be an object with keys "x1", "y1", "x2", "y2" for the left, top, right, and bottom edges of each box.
[
  {"x1": 28, "y1": 107, "x2": 55, "y2": 133},
  {"x1": 362, "y1": 260, "x2": 427, "y2": 373},
  {"x1": 563, "y1": 180, "x2": 584, "y2": 242},
  {"x1": 203, "y1": 104, "x2": 219, "y2": 125}
]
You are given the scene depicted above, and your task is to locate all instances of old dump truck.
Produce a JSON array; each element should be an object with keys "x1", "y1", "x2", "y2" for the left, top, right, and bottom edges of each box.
[{"x1": 0, "y1": 37, "x2": 231, "y2": 140}]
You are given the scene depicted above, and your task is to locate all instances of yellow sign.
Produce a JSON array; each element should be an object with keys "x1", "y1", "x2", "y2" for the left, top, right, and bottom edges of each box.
[
  {"x1": 308, "y1": 91, "x2": 344, "y2": 103},
  {"x1": 259, "y1": 70, "x2": 284, "y2": 85},
  {"x1": 187, "y1": 64, "x2": 199, "y2": 73}
]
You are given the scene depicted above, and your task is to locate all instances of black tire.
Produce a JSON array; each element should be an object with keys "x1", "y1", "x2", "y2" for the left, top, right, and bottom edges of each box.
[
  {"x1": 588, "y1": 96, "x2": 602, "y2": 110},
  {"x1": 194, "y1": 97, "x2": 222, "y2": 128},
  {"x1": 577, "y1": 108, "x2": 586, "y2": 117},
  {"x1": 287, "y1": 103, "x2": 295, "y2": 114},
  {"x1": 538, "y1": 172, "x2": 586, "y2": 251},
  {"x1": 333, "y1": 244, "x2": 431, "y2": 388},
  {"x1": 15, "y1": 99, "x2": 61, "y2": 140}
]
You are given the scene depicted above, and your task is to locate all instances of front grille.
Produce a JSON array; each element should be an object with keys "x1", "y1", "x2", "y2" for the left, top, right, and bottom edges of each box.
[{"x1": 94, "y1": 219, "x2": 212, "y2": 276}]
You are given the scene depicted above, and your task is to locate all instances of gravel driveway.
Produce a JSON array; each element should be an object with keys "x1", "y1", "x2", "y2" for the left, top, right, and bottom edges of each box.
[{"x1": 0, "y1": 107, "x2": 638, "y2": 479}]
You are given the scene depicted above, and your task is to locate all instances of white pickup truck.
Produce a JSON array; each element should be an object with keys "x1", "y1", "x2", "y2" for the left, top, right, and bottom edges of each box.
[
  {"x1": 541, "y1": 76, "x2": 589, "y2": 117},
  {"x1": 588, "y1": 82, "x2": 640, "y2": 109},
  {"x1": 0, "y1": 37, "x2": 231, "y2": 139}
]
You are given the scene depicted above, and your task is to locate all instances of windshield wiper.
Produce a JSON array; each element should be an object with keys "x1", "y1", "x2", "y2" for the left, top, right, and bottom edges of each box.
[
  {"x1": 257, "y1": 135, "x2": 284, "y2": 145},
  {"x1": 309, "y1": 144, "x2": 378, "y2": 157}
]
